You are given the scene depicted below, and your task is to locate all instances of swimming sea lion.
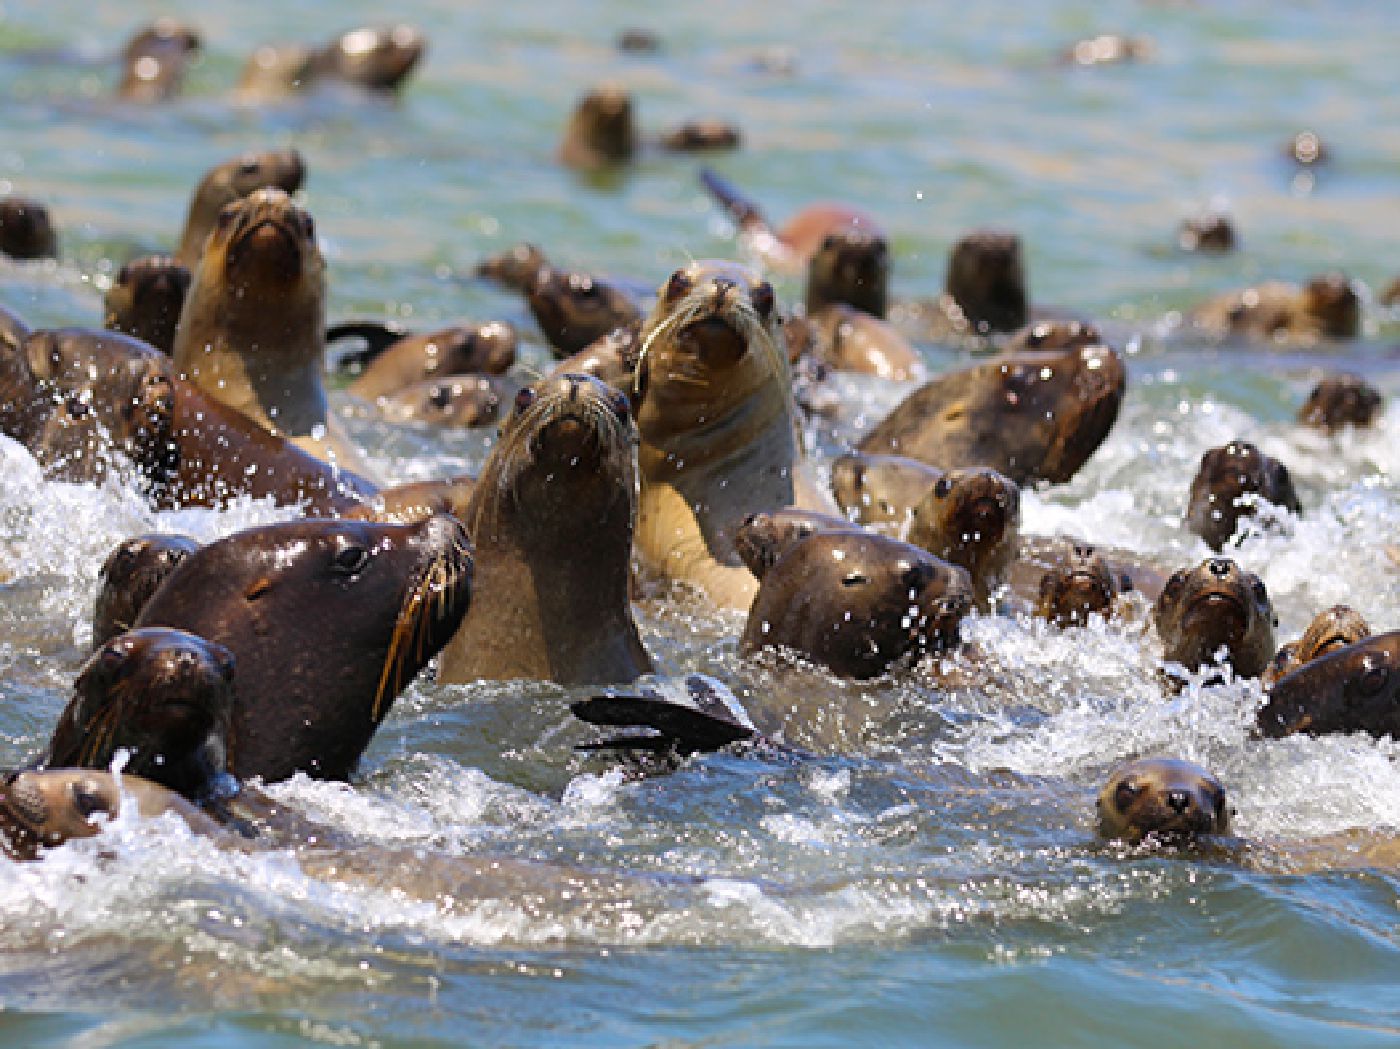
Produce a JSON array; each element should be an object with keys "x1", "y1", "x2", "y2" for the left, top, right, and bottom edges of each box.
[
  {"x1": 734, "y1": 508, "x2": 864, "y2": 580},
  {"x1": 1261, "y1": 605, "x2": 1371, "y2": 688},
  {"x1": 1189, "y1": 273, "x2": 1359, "y2": 344},
  {"x1": 548, "y1": 320, "x2": 643, "y2": 392},
  {"x1": 633, "y1": 259, "x2": 834, "y2": 608},
  {"x1": 559, "y1": 84, "x2": 637, "y2": 169},
  {"x1": 858, "y1": 343, "x2": 1126, "y2": 485},
  {"x1": 475, "y1": 242, "x2": 549, "y2": 292},
  {"x1": 176, "y1": 150, "x2": 306, "y2": 267},
  {"x1": 0, "y1": 196, "x2": 57, "y2": 260},
  {"x1": 806, "y1": 228, "x2": 890, "y2": 318},
  {"x1": 1257, "y1": 632, "x2": 1400, "y2": 740},
  {"x1": 92, "y1": 534, "x2": 201, "y2": 648},
  {"x1": 1298, "y1": 373, "x2": 1383, "y2": 433},
  {"x1": 526, "y1": 268, "x2": 643, "y2": 358},
  {"x1": 135, "y1": 514, "x2": 473, "y2": 782},
  {"x1": 1096, "y1": 758, "x2": 1231, "y2": 844},
  {"x1": 1153, "y1": 557, "x2": 1276, "y2": 679},
  {"x1": 375, "y1": 375, "x2": 509, "y2": 428},
  {"x1": 804, "y1": 305, "x2": 920, "y2": 381},
  {"x1": 906, "y1": 466, "x2": 1021, "y2": 605},
  {"x1": 436, "y1": 375, "x2": 650, "y2": 685},
  {"x1": 118, "y1": 19, "x2": 201, "y2": 102},
  {"x1": 103, "y1": 255, "x2": 191, "y2": 354},
  {"x1": 346, "y1": 321, "x2": 517, "y2": 401},
  {"x1": 1034, "y1": 542, "x2": 1125, "y2": 627},
  {"x1": 1185, "y1": 440, "x2": 1301, "y2": 551},
  {"x1": 42, "y1": 628, "x2": 235, "y2": 802},
  {"x1": 740, "y1": 531, "x2": 972, "y2": 679},
  {"x1": 1177, "y1": 212, "x2": 1237, "y2": 253},
  {"x1": 657, "y1": 120, "x2": 742, "y2": 153},
  {"x1": 942, "y1": 229, "x2": 1029, "y2": 335},
  {"x1": 830, "y1": 452, "x2": 942, "y2": 537},
  {"x1": 173, "y1": 187, "x2": 371, "y2": 474},
  {"x1": 313, "y1": 25, "x2": 425, "y2": 92},
  {"x1": 1000, "y1": 319, "x2": 1102, "y2": 355}
]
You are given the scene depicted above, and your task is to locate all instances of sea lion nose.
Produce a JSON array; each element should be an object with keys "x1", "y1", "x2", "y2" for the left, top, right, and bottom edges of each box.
[
  {"x1": 1208, "y1": 558, "x2": 1231, "y2": 578},
  {"x1": 1166, "y1": 790, "x2": 1191, "y2": 814},
  {"x1": 711, "y1": 277, "x2": 736, "y2": 303}
]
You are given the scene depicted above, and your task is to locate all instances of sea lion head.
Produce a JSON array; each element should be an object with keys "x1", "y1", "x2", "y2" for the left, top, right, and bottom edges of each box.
[
  {"x1": 92, "y1": 534, "x2": 201, "y2": 649},
  {"x1": 206, "y1": 187, "x2": 320, "y2": 291},
  {"x1": 379, "y1": 375, "x2": 505, "y2": 428},
  {"x1": 0, "y1": 770, "x2": 124, "y2": 860},
  {"x1": 0, "y1": 196, "x2": 57, "y2": 260},
  {"x1": 830, "y1": 452, "x2": 941, "y2": 530},
  {"x1": 1257, "y1": 632, "x2": 1400, "y2": 740},
  {"x1": 806, "y1": 228, "x2": 890, "y2": 317},
  {"x1": 1036, "y1": 543, "x2": 1123, "y2": 627},
  {"x1": 1298, "y1": 373, "x2": 1382, "y2": 433},
  {"x1": 634, "y1": 260, "x2": 788, "y2": 447},
  {"x1": 1177, "y1": 212, "x2": 1236, "y2": 253},
  {"x1": 476, "y1": 242, "x2": 549, "y2": 292},
  {"x1": 945, "y1": 229, "x2": 1028, "y2": 334},
  {"x1": 1185, "y1": 440, "x2": 1301, "y2": 551},
  {"x1": 907, "y1": 466, "x2": 1021, "y2": 587},
  {"x1": 119, "y1": 19, "x2": 201, "y2": 102},
  {"x1": 734, "y1": 508, "x2": 862, "y2": 580},
  {"x1": 323, "y1": 25, "x2": 426, "y2": 91},
  {"x1": 560, "y1": 83, "x2": 636, "y2": 167},
  {"x1": 1300, "y1": 273, "x2": 1360, "y2": 340},
  {"x1": 1097, "y1": 758, "x2": 1231, "y2": 844},
  {"x1": 657, "y1": 120, "x2": 743, "y2": 153},
  {"x1": 741, "y1": 531, "x2": 973, "y2": 679},
  {"x1": 1153, "y1": 557, "x2": 1277, "y2": 678},
  {"x1": 180, "y1": 150, "x2": 306, "y2": 264},
  {"x1": 526, "y1": 268, "x2": 641, "y2": 357},
  {"x1": 104, "y1": 255, "x2": 191, "y2": 355},
  {"x1": 45, "y1": 628, "x2": 235, "y2": 800}
]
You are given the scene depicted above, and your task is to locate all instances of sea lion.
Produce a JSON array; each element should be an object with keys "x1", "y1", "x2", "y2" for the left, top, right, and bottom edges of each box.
[
  {"x1": 734, "y1": 508, "x2": 864, "y2": 580},
  {"x1": 804, "y1": 305, "x2": 920, "y2": 381},
  {"x1": 806, "y1": 228, "x2": 890, "y2": 318},
  {"x1": 135, "y1": 514, "x2": 473, "y2": 782},
  {"x1": 1153, "y1": 558, "x2": 1277, "y2": 679},
  {"x1": 92, "y1": 534, "x2": 201, "y2": 648},
  {"x1": 1261, "y1": 605, "x2": 1371, "y2": 688},
  {"x1": 437, "y1": 375, "x2": 650, "y2": 685},
  {"x1": 1257, "y1": 632, "x2": 1400, "y2": 740},
  {"x1": 314, "y1": 25, "x2": 425, "y2": 92},
  {"x1": 375, "y1": 375, "x2": 509, "y2": 428},
  {"x1": 1298, "y1": 373, "x2": 1383, "y2": 433},
  {"x1": 1096, "y1": 758, "x2": 1231, "y2": 845},
  {"x1": 633, "y1": 259, "x2": 834, "y2": 608},
  {"x1": 0, "y1": 196, "x2": 57, "y2": 260},
  {"x1": 559, "y1": 84, "x2": 637, "y2": 169},
  {"x1": 42, "y1": 628, "x2": 235, "y2": 802},
  {"x1": 1034, "y1": 543, "x2": 1125, "y2": 627},
  {"x1": 345, "y1": 321, "x2": 516, "y2": 401},
  {"x1": 906, "y1": 466, "x2": 1021, "y2": 605},
  {"x1": 173, "y1": 187, "x2": 371, "y2": 475},
  {"x1": 944, "y1": 229, "x2": 1029, "y2": 335},
  {"x1": 526, "y1": 267, "x2": 643, "y2": 358},
  {"x1": 1060, "y1": 34, "x2": 1153, "y2": 67},
  {"x1": 1177, "y1": 212, "x2": 1237, "y2": 253},
  {"x1": 830, "y1": 452, "x2": 942, "y2": 537},
  {"x1": 657, "y1": 120, "x2": 742, "y2": 153},
  {"x1": 103, "y1": 255, "x2": 191, "y2": 354},
  {"x1": 1189, "y1": 273, "x2": 1359, "y2": 344},
  {"x1": 548, "y1": 320, "x2": 643, "y2": 392},
  {"x1": 1001, "y1": 319, "x2": 1102, "y2": 355},
  {"x1": 118, "y1": 19, "x2": 201, "y2": 102},
  {"x1": 740, "y1": 531, "x2": 973, "y2": 680},
  {"x1": 858, "y1": 342, "x2": 1126, "y2": 485},
  {"x1": 175, "y1": 150, "x2": 306, "y2": 267},
  {"x1": 476, "y1": 242, "x2": 549, "y2": 292},
  {"x1": 1185, "y1": 440, "x2": 1301, "y2": 551}
]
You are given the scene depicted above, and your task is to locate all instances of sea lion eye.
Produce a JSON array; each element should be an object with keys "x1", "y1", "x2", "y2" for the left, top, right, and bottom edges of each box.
[
  {"x1": 664, "y1": 270, "x2": 693, "y2": 303},
  {"x1": 1114, "y1": 780, "x2": 1139, "y2": 811},
  {"x1": 841, "y1": 572, "x2": 869, "y2": 587},
  {"x1": 65, "y1": 396, "x2": 90, "y2": 420},
  {"x1": 751, "y1": 281, "x2": 775, "y2": 320},
  {"x1": 933, "y1": 477, "x2": 952, "y2": 498},
  {"x1": 97, "y1": 641, "x2": 129, "y2": 675},
  {"x1": 1357, "y1": 660, "x2": 1389, "y2": 697},
  {"x1": 216, "y1": 203, "x2": 238, "y2": 230},
  {"x1": 513, "y1": 387, "x2": 537, "y2": 414},
  {"x1": 237, "y1": 156, "x2": 260, "y2": 176},
  {"x1": 332, "y1": 543, "x2": 370, "y2": 575},
  {"x1": 71, "y1": 782, "x2": 109, "y2": 819},
  {"x1": 429, "y1": 385, "x2": 453, "y2": 410}
]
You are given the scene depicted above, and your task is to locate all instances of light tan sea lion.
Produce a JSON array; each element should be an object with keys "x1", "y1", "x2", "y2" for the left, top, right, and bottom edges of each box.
[
  {"x1": 1097, "y1": 758, "x2": 1231, "y2": 845},
  {"x1": 236, "y1": 43, "x2": 314, "y2": 101},
  {"x1": 548, "y1": 320, "x2": 643, "y2": 392},
  {"x1": 1190, "y1": 273, "x2": 1359, "y2": 344},
  {"x1": 345, "y1": 321, "x2": 516, "y2": 401},
  {"x1": 118, "y1": 19, "x2": 201, "y2": 102},
  {"x1": 175, "y1": 150, "x2": 306, "y2": 267},
  {"x1": 830, "y1": 452, "x2": 942, "y2": 537},
  {"x1": 1060, "y1": 34, "x2": 1153, "y2": 67},
  {"x1": 633, "y1": 259, "x2": 834, "y2": 608},
  {"x1": 906, "y1": 466, "x2": 1020, "y2": 606},
  {"x1": 1261, "y1": 605, "x2": 1371, "y2": 688},
  {"x1": 103, "y1": 255, "x2": 190, "y2": 354}
]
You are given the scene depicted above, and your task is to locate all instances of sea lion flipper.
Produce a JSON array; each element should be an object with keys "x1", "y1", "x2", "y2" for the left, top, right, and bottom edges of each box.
[
  {"x1": 326, "y1": 320, "x2": 411, "y2": 373},
  {"x1": 698, "y1": 167, "x2": 766, "y2": 230},
  {"x1": 571, "y1": 675, "x2": 758, "y2": 753}
]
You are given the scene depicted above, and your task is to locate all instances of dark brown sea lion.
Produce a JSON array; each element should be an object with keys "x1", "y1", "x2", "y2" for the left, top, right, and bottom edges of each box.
[
  {"x1": 476, "y1": 242, "x2": 549, "y2": 292},
  {"x1": 806, "y1": 228, "x2": 890, "y2": 318},
  {"x1": 103, "y1": 255, "x2": 191, "y2": 354},
  {"x1": 1034, "y1": 543, "x2": 1124, "y2": 627},
  {"x1": 92, "y1": 534, "x2": 201, "y2": 648},
  {"x1": 657, "y1": 120, "x2": 742, "y2": 153},
  {"x1": 175, "y1": 150, "x2": 306, "y2": 268},
  {"x1": 1190, "y1": 273, "x2": 1359, "y2": 344},
  {"x1": 1001, "y1": 319, "x2": 1102, "y2": 355},
  {"x1": 1096, "y1": 758, "x2": 1231, "y2": 844},
  {"x1": 1060, "y1": 34, "x2": 1153, "y2": 67},
  {"x1": 1257, "y1": 632, "x2": 1400, "y2": 740},
  {"x1": 734, "y1": 508, "x2": 863, "y2": 580},
  {"x1": 830, "y1": 452, "x2": 943, "y2": 536},
  {"x1": 548, "y1": 320, "x2": 643, "y2": 391},
  {"x1": 943, "y1": 229, "x2": 1030, "y2": 335},
  {"x1": 633, "y1": 259, "x2": 834, "y2": 608},
  {"x1": 560, "y1": 84, "x2": 637, "y2": 169},
  {"x1": 375, "y1": 375, "x2": 509, "y2": 428},
  {"x1": 1261, "y1": 605, "x2": 1371, "y2": 688},
  {"x1": 906, "y1": 466, "x2": 1021, "y2": 605},
  {"x1": 1185, "y1": 440, "x2": 1301, "y2": 551},
  {"x1": 858, "y1": 343, "x2": 1127, "y2": 485},
  {"x1": 1298, "y1": 374, "x2": 1383, "y2": 433},
  {"x1": 437, "y1": 375, "x2": 649, "y2": 685},
  {"x1": 740, "y1": 531, "x2": 972, "y2": 679},
  {"x1": 135, "y1": 515, "x2": 473, "y2": 782},
  {"x1": 118, "y1": 19, "x2": 201, "y2": 102},
  {"x1": 42, "y1": 628, "x2": 235, "y2": 802},
  {"x1": 314, "y1": 25, "x2": 425, "y2": 92},
  {"x1": 173, "y1": 187, "x2": 370, "y2": 474},
  {"x1": 346, "y1": 322, "x2": 516, "y2": 401},
  {"x1": 1177, "y1": 212, "x2": 1237, "y2": 253},
  {"x1": 0, "y1": 197, "x2": 58, "y2": 260},
  {"x1": 804, "y1": 305, "x2": 920, "y2": 381},
  {"x1": 1153, "y1": 558, "x2": 1276, "y2": 679},
  {"x1": 526, "y1": 268, "x2": 643, "y2": 358}
]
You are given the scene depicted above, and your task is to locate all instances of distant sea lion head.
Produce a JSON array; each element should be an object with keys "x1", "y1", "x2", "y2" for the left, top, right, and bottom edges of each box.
[
  {"x1": 907, "y1": 466, "x2": 1021, "y2": 586},
  {"x1": 1036, "y1": 543, "x2": 1123, "y2": 627},
  {"x1": 830, "y1": 452, "x2": 941, "y2": 530},
  {"x1": 1300, "y1": 272, "x2": 1360, "y2": 340},
  {"x1": 734, "y1": 508, "x2": 862, "y2": 580},
  {"x1": 0, "y1": 196, "x2": 58, "y2": 260},
  {"x1": 104, "y1": 255, "x2": 191, "y2": 354},
  {"x1": 119, "y1": 19, "x2": 201, "y2": 102},
  {"x1": 324, "y1": 24, "x2": 426, "y2": 91},
  {"x1": 1185, "y1": 440, "x2": 1301, "y2": 551},
  {"x1": 1153, "y1": 557, "x2": 1276, "y2": 678},
  {"x1": 1097, "y1": 758, "x2": 1231, "y2": 844},
  {"x1": 806, "y1": 228, "x2": 890, "y2": 317},
  {"x1": 179, "y1": 150, "x2": 306, "y2": 264},
  {"x1": 945, "y1": 229, "x2": 1028, "y2": 334},
  {"x1": 561, "y1": 83, "x2": 636, "y2": 166},
  {"x1": 1298, "y1": 373, "x2": 1382, "y2": 433},
  {"x1": 1257, "y1": 631, "x2": 1400, "y2": 740},
  {"x1": 1177, "y1": 212, "x2": 1237, "y2": 253},
  {"x1": 379, "y1": 376, "x2": 505, "y2": 428},
  {"x1": 526, "y1": 268, "x2": 641, "y2": 357}
]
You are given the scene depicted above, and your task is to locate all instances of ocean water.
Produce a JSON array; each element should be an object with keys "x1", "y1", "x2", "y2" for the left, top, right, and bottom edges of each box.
[{"x1": 1, "y1": 1, "x2": 1399, "y2": 1046}]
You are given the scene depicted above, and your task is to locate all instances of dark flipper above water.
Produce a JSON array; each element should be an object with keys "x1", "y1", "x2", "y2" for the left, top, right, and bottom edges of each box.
[
  {"x1": 572, "y1": 674, "x2": 759, "y2": 754},
  {"x1": 698, "y1": 167, "x2": 766, "y2": 230},
  {"x1": 326, "y1": 320, "x2": 410, "y2": 373}
]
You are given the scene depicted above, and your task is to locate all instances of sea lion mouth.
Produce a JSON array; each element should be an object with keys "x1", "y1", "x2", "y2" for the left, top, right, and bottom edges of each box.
[
  {"x1": 228, "y1": 217, "x2": 304, "y2": 278},
  {"x1": 675, "y1": 316, "x2": 748, "y2": 368},
  {"x1": 1180, "y1": 589, "x2": 1248, "y2": 647}
]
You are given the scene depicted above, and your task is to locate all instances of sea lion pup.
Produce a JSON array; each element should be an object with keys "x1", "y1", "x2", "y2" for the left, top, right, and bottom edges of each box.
[
  {"x1": 92, "y1": 534, "x2": 201, "y2": 648},
  {"x1": 1177, "y1": 211, "x2": 1237, "y2": 253},
  {"x1": 1298, "y1": 373, "x2": 1383, "y2": 433},
  {"x1": 1256, "y1": 631, "x2": 1400, "y2": 740},
  {"x1": 526, "y1": 267, "x2": 643, "y2": 358},
  {"x1": 375, "y1": 375, "x2": 509, "y2": 428},
  {"x1": 656, "y1": 120, "x2": 742, "y2": 153},
  {"x1": 740, "y1": 531, "x2": 973, "y2": 680},
  {"x1": 803, "y1": 305, "x2": 920, "y2": 382},
  {"x1": 173, "y1": 187, "x2": 372, "y2": 476},
  {"x1": 346, "y1": 321, "x2": 517, "y2": 401},
  {"x1": 831, "y1": 453, "x2": 942, "y2": 537},
  {"x1": 549, "y1": 320, "x2": 644, "y2": 392},
  {"x1": 1153, "y1": 558, "x2": 1277, "y2": 680},
  {"x1": 41, "y1": 628, "x2": 236, "y2": 803},
  {"x1": 734, "y1": 508, "x2": 864, "y2": 580},
  {"x1": 1185, "y1": 440, "x2": 1301, "y2": 551},
  {"x1": 312, "y1": 25, "x2": 426, "y2": 92},
  {"x1": 1034, "y1": 543, "x2": 1125, "y2": 627},
  {"x1": 476, "y1": 242, "x2": 550, "y2": 292},
  {"x1": 437, "y1": 375, "x2": 650, "y2": 686},
  {"x1": 858, "y1": 342, "x2": 1127, "y2": 485},
  {"x1": 699, "y1": 167, "x2": 884, "y2": 271},
  {"x1": 135, "y1": 515, "x2": 473, "y2": 782},
  {"x1": 1189, "y1": 273, "x2": 1360, "y2": 345},
  {"x1": 632, "y1": 259, "x2": 834, "y2": 609},
  {"x1": 806, "y1": 228, "x2": 890, "y2": 318},
  {"x1": 1261, "y1": 605, "x2": 1371, "y2": 688},
  {"x1": 103, "y1": 255, "x2": 191, "y2": 354},
  {"x1": 175, "y1": 149, "x2": 306, "y2": 267},
  {"x1": 906, "y1": 467, "x2": 1020, "y2": 606},
  {"x1": 117, "y1": 19, "x2": 201, "y2": 103},
  {"x1": 0, "y1": 196, "x2": 57, "y2": 260},
  {"x1": 1096, "y1": 758, "x2": 1231, "y2": 845},
  {"x1": 559, "y1": 84, "x2": 637, "y2": 169}
]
